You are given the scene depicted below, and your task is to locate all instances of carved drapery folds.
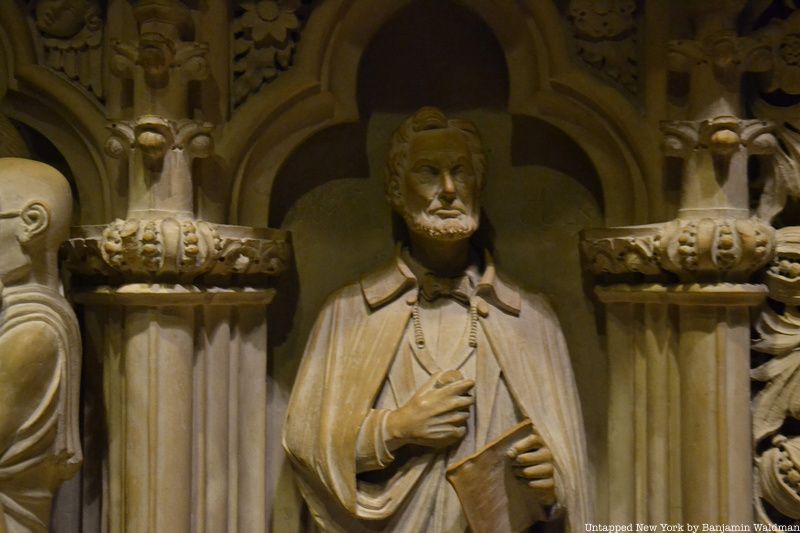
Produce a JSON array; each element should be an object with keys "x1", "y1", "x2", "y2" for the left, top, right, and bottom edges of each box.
[{"x1": 0, "y1": 158, "x2": 82, "y2": 531}]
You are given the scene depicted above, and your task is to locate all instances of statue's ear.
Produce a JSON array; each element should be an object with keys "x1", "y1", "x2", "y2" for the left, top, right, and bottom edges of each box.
[
  {"x1": 386, "y1": 176, "x2": 403, "y2": 208},
  {"x1": 17, "y1": 202, "x2": 50, "y2": 244}
]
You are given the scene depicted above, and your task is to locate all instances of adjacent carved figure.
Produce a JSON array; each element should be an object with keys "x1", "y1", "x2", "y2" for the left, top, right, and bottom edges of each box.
[
  {"x1": 0, "y1": 158, "x2": 82, "y2": 532},
  {"x1": 33, "y1": 0, "x2": 103, "y2": 98},
  {"x1": 283, "y1": 108, "x2": 593, "y2": 532}
]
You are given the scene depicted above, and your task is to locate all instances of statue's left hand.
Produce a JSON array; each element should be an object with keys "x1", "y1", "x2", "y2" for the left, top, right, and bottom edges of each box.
[{"x1": 508, "y1": 431, "x2": 556, "y2": 506}]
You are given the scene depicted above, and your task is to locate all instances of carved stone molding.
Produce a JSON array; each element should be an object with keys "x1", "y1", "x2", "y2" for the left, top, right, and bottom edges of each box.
[
  {"x1": 582, "y1": 217, "x2": 775, "y2": 282},
  {"x1": 71, "y1": 283, "x2": 276, "y2": 306},
  {"x1": 65, "y1": 222, "x2": 290, "y2": 284},
  {"x1": 232, "y1": 0, "x2": 312, "y2": 108},
  {"x1": 30, "y1": 0, "x2": 104, "y2": 100},
  {"x1": 566, "y1": 0, "x2": 638, "y2": 94}
]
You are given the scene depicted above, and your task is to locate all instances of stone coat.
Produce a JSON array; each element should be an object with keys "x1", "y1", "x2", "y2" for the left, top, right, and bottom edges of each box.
[{"x1": 283, "y1": 252, "x2": 593, "y2": 532}]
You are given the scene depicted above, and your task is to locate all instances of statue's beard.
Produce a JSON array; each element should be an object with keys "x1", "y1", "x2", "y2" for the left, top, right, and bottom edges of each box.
[{"x1": 402, "y1": 207, "x2": 479, "y2": 241}]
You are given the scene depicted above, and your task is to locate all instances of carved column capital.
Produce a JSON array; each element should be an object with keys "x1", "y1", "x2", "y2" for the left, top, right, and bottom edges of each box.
[
  {"x1": 582, "y1": 218, "x2": 775, "y2": 283},
  {"x1": 661, "y1": 117, "x2": 776, "y2": 158},
  {"x1": 110, "y1": 37, "x2": 209, "y2": 88},
  {"x1": 65, "y1": 222, "x2": 291, "y2": 285},
  {"x1": 105, "y1": 115, "x2": 213, "y2": 165}
]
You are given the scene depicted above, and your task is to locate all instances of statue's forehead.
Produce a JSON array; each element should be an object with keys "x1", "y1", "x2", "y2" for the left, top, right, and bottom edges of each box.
[{"x1": 408, "y1": 129, "x2": 470, "y2": 159}]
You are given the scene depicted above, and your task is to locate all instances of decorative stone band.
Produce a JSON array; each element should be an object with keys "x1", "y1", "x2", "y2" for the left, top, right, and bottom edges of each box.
[
  {"x1": 71, "y1": 284, "x2": 276, "y2": 307},
  {"x1": 582, "y1": 217, "x2": 775, "y2": 282},
  {"x1": 64, "y1": 221, "x2": 291, "y2": 284},
  {"x1": 595, "y1": 283, "x2": 768, "y2": 306}
]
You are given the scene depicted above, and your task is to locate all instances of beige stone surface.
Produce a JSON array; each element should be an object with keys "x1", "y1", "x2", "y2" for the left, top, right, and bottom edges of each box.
[{"x1": 3, "y1": 0, "x2": 800, "y2": 530}]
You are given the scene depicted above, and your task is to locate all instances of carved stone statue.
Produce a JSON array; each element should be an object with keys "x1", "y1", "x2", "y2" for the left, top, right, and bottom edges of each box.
[
  {"x1": 283, "y1": 108, "x2": 593, "y2": 532},
  {"x1": 0, "y1": 158, "x2": 82, "y2": 532}
]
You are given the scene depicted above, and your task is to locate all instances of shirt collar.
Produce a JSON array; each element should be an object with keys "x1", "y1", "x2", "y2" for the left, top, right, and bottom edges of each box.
[{"x1": 359, "y1": 245, "x2": 521, "y2": 316}]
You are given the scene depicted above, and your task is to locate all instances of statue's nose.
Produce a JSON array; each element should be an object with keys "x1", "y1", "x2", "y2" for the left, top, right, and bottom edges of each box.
[{"x1": 440, "y1": 171, "x2": 456, "y2": 199}]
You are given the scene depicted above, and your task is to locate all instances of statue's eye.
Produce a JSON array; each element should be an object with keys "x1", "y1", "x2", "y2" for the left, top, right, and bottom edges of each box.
[{"x1": 415, "y1": 165, "x2": 438, "y2": 177}]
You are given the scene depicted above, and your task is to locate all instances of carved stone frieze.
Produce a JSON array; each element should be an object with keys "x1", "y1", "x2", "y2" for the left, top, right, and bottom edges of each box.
[
  {"x1": 31, "y1": 0, "x2": 104, "y2": 99},
  {"x1": 232, "y1": 0, "x2": 311, "y2": 108},
  {"x1": 65, "y1": 222, "x2": 290, "y2": 283},
  {"x1": 567, "y1": 0, "x2": 638, "y2": 94},
  {"x1": 582, "y1": 217, "x2": 775, "y2": 282}
]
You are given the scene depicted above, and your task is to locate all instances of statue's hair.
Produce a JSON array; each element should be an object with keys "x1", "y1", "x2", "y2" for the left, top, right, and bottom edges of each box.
[{"x1": 385, "y1": 107, "x2": 486, "y2": 205}]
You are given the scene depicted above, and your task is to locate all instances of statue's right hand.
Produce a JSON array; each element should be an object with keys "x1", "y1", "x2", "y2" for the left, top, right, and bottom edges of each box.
[{"x1": 384, "y1": 370, "x2": 475, "y2": 450}]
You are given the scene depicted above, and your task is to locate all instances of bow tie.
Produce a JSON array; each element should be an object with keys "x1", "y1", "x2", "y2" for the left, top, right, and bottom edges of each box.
[{"x1": 418, "y1": 273, "x2": 472, "y2": 304}]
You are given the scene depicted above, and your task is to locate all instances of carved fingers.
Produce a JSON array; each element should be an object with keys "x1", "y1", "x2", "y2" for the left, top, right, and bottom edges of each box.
[
  {"x1": 508, "y1": 430, "x2": 557, "y2": 506},
  {"x1": 385, "y1": 370, "x2": 474, "y2": 449}
]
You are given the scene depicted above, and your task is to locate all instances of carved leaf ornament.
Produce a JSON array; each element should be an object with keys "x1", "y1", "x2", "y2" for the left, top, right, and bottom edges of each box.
[
  {"x1": 232, "y1": 0, "x2": 303, "y2": 107},
  {"x1": 754, "y1": 227, "x2": 800, "y2": 519}
]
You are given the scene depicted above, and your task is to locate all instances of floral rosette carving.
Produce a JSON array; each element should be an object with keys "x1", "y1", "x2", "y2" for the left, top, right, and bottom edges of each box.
[
  {"x1": 232, "y1": 0, "x2": 311, "y2": 108},
  {"x1": 567, "y1": 0, "x2": 638, "y2": 93},
  {"x1": 658, "y1": 218, "x2": 774, "y2": 281},
  {"x1": 752, "y1": 301, "x2": 800, "y2": 521}
]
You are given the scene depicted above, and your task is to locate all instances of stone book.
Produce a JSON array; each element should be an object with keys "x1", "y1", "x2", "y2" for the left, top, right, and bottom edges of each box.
[{"x1": 446, "y1": 419, "x2": 546, "y2": 533}]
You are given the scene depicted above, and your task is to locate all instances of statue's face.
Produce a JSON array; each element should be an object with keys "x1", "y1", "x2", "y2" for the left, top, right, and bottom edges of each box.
[
  {"x1": 400, "y1": 128, "x2": 480, "y2": 241},
  {"x1": 0, "y1": 204, "x2": 25, "y2": 285},
  {"x1": 35, "y1": 0, "x2": 89, "y2": 38}
]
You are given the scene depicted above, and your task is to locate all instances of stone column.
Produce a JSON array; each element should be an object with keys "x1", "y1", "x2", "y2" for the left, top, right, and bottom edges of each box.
[
  {"x1": 63, "y1": 2, "x2": 290, "y2": 531},
  {"x1": 582, "y1": 1, "x2": 778, "y2": 524}
]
